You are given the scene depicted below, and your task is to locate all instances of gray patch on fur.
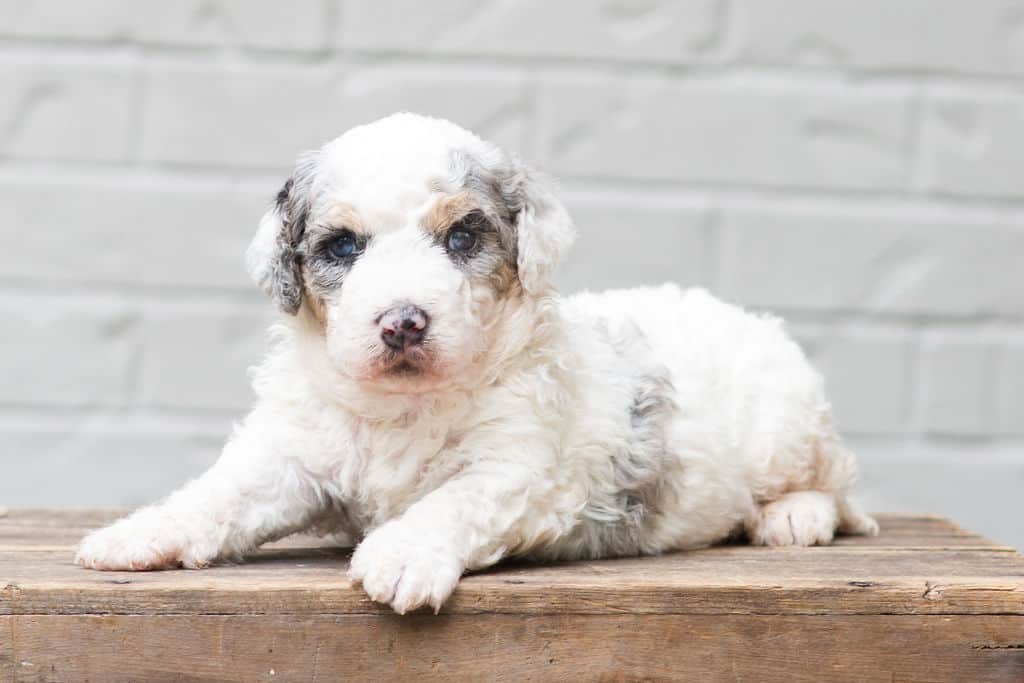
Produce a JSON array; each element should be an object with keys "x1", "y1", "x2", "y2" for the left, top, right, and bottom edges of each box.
[
  {"x1": 567, "y1": 324, "x2": 677, "y2": 560},
  {"x1": 262, "y1": 150, "x2": 321, "y2": 314},
  {"x1": 431, "y1": 208, "x2": 518, "y2": 295},
  {"x1": 300, "y1": 225, "x2": 362, "y2": 292},
  {"x1": 582, "y1": 373, "x2": 675, "y2": 558},
  {"x1": 447, "y1": 149, "x2": 552, "y2": 273},
  {"x1": 433, "y1": 149, "x2": 543, "y2": 294},
  {"x1": 447, "y1": 147, "x2": 571, "y2": 295}
]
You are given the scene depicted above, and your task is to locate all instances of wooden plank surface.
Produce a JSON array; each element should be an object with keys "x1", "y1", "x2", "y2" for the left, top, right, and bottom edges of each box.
[
  {"x1": 4, "y1": 614, "x2": 1024, "y2": 683},
  {"x1": 1, "y1": 510, "x2": 1023, "y2": 682},
  {"x1": 0, "y1": 510, "x2": 1021, "y2": 617}
]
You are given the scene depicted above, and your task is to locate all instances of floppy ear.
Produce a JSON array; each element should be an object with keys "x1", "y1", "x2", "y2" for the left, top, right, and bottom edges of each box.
[
  {"x1": 509, "y1": 168, "x2": 576, "y2": 295},
  {"x1": 245, "y1": 152, "x2": 320, "y2": 314}
]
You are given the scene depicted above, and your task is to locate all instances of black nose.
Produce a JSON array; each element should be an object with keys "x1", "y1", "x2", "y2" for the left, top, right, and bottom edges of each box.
[{"x1": 380, "y1": 305, "x2": 429, "y2": 351}]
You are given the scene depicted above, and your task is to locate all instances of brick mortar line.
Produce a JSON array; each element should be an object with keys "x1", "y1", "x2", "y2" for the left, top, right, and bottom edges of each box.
[
  {"x1": 0, "y1": 280, "x2": 270, "y2": 307},
  {"x1": 849, "y1": 433, "x2": 1024, "y2": 452},
  {"x1": 0, "y1": 411, "x2": 240, "y2": 435},
  {"x1": 1, "y1": 160, "x2": 1023, "y2": 218},
  {"x1": 0, "y1": 404, "x2": 243, "y2": 423},
  {"x1": 558, "y1": 177, "x2": 1024, "y2": 212},
  {"x1": 0, "y1": 38, "x2": 1022, "y2": 95}
]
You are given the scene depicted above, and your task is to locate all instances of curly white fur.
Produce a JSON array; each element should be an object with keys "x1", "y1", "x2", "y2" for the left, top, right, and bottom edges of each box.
[{"x1": 76, "y1": 113, "x2": 877, "y2": 614}]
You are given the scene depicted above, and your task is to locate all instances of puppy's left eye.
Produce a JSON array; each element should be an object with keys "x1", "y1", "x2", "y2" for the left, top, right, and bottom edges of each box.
[{"x1": 446, "y1": 229, "x2": 478, "y2": 253}]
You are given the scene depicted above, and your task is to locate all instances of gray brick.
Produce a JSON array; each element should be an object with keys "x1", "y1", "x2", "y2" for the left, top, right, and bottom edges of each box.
[
  {"x1": 139, "y1": 63, "x2": 530, "y2": 168},
  {"x1": 556, "y1": 192, "x2": 710, "y2": 293},
  {"x1": 0, "y1": 295, "x2": 270, "y2": 413},
  {"x1": 919, "y1": 93, "x2": 1024, "y2": 198},
  {"x1": 732, "y1": 0, "x2": 1024, "y2": 77},
  {"x1": 918, "y1": 333, "x2": 1024, "y2": 437},
  {"x1": 0, "y1": 57, "x2": 135, "y2": 162},
  {"x1": 792, "y1": 326, "x2": 914, "y2": 435},
  {"x1": 0, "y1": 0, "x2": 329, "y2": 50},
  {"x1": 135, "y1": 306, "x2": 269, "y2": 412},
  {"x1": 719, "y1": 206, "x2": 1024, "y2": 317},
  {"x1": 0, "y1": 174, "x2": 269, "y2": 290},
  {"x1": 537, "y1": 77, "x2": 913, "y2": 191},
  {"x1": 338, "y1": 0, "x2": 723, "y2": 63},
  {"x1": 993, "y1": 342, "x2": 1024, "y2": 435},
  {"x1": 0, "y1": 418, "x2": 223, "y2": 507},
  {"x1": 918, "y1": 333, "x2": 997, "y2": 436},
  {"x1": 0, "y1": 298, "x2": 136, "y2": 408}
]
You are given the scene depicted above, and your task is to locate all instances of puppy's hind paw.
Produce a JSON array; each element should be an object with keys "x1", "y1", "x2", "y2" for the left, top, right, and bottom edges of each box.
[{"x1": 748, "y1": 491, "x2": 839, "y2": 547}]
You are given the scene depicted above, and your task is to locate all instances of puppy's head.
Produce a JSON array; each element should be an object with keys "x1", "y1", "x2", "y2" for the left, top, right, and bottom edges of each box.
[{"x1": 247, "y1": 113, "x2": 575, "y2": 393}]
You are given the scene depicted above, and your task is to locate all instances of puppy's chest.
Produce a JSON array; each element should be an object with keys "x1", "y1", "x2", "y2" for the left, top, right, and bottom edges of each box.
[{"x1": 320, "y1": 413, "x2": 469, "y2": 525}]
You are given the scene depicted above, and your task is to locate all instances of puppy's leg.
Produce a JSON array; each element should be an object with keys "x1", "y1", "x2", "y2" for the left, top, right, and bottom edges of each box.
[
  {"x1": 349, "y1": 461, "x2": 543, "y2": 614},
  {"x1": 76, "y1": 423, "x2": 324, "y2": 570},
  {"x1": 746, "y1": 491, "x2": 842, "y2": 547}
]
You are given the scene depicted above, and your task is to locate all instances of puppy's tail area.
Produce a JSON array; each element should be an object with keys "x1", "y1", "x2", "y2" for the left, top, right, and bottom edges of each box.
[
  {"x1": 820, "y1": 445, "x2": 879, "y2": 537},
  {"x1": 836, "y1": 495, "x2": 879, "y2": 537}
]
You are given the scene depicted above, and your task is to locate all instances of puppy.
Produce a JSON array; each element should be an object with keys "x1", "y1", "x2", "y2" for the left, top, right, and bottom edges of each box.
[{"x1": 76, "y1": 113, "x2": 878, "y2": 614}]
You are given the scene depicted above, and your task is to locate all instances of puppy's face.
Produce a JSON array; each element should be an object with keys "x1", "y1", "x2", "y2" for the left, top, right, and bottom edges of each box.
[
  {"x1": 292, "y1": 171, "x2": 519, "y2": 392},
  {"x1": 247, "y1": 114, "x2": 575, "y2": 394}
]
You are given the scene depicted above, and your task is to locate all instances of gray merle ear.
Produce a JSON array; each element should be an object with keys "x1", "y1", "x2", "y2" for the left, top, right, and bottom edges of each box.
[
  {"x1": 246, "y1": 151, "x2": 320, "y2": 315},
  {"x1": 504, "y1": 164, "x2": 576, "y2": 295}
]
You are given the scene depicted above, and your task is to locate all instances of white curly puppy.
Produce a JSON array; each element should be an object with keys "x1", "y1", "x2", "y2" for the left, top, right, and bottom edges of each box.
[{"x1": 77, "y1": 113, "x2": 877, "y2": 614}]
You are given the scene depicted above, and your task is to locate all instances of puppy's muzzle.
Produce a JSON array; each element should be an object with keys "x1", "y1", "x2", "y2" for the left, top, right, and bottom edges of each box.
[{"x1": 380, "y1": 305, "x2": 429, "y2": 351}]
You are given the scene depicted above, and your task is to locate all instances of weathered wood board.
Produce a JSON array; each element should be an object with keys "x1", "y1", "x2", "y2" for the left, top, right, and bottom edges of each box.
[{"x1": 1, "y1": 509, "x2": 1022, "y2": 682}]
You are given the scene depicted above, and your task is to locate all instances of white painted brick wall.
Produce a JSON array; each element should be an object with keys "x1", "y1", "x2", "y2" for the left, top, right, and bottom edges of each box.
[
  {"x1": 139, "y1": 62, "x2": 530, "y2": 168},
  {"x1": 135, "y1": 305, "x2": 268, "y2": 412},
  {"x1": 0, "y1": 56, "x2": 136, "y2": 161},
  {"x1": 791, "y1": 324, "x2": 916, "y2": 436},
  {"x1": 730, "y1": 0, "x2": 1024, "y2": 77},
  {"x1": 0, "y1": 1, "x2": 330, "y2": 50},
  {"x1": 0, "y1": 296, "x2": 137, "y2": 407},
  {"x1": 1, "y1": 1, "x2": 1021, "y2": 549},
  {"x1": 338, "y1": 0, "x2": 725, "y2": 62},
  {"x1": 919, "y1": 92, "x2": 1024, "y2": 197},
  {"x1": 0, "y1": 172, "x2": 266, "y2": 289},
  {"x1": 718, "y1": 205, "x2": 1024, "y2": 316},
  {"x1": 538, "y1": 77, "x2": 915, "y2": 191}
]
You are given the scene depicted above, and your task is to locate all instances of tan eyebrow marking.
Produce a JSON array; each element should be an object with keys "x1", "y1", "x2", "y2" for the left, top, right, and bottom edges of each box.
[
  {"x1": 421, "y1": 192, "x2": 479, "y2": 238},
  {"x1": 319, "y1": 202, "x2": 366, "y2": 235}
]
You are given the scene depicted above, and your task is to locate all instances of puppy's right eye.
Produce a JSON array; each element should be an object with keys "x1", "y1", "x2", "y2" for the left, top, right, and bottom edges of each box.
[
  {"x1": 446, "y1": 229, "x2": 478, "y2": 253},
  {"x1": 326, "y1": 231, "x2": 364, "y2": 260}
]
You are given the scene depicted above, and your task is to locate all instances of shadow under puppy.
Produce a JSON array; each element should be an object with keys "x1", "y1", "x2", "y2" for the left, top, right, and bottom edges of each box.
[{"x1": 76, "y1": 113, "x2": 878, "y2": 614}]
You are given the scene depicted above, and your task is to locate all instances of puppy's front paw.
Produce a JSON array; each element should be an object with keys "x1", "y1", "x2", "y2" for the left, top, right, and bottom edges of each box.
[
  {"x1": 75, "y1": 509, "x2": 194, "y2": 571},
  {"x1": 348, "y1": 521, "x2": 463, "y2": 614}
]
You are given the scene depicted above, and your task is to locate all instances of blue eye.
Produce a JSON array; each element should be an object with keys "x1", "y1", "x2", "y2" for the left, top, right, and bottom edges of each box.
[
  {"x1": 327, "y1": 232, "x2": 363, "y2": 259},
  {"x1": 446, "y1": 229, "x2": 478, "y2": 253}
]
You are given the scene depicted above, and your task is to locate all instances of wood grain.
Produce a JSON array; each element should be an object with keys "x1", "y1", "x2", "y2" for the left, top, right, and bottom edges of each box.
[
  {"x1": 1, "y1": 510, "x2": 1022, "y2": 682},
  {"x1": 5, "y1": 614, "x2": 1024, "y2": 683},
  {"x1": 3, "y1": 547, "x2": 1024, "y2": 617}
]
